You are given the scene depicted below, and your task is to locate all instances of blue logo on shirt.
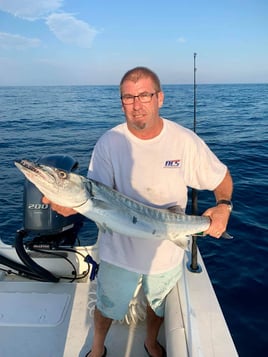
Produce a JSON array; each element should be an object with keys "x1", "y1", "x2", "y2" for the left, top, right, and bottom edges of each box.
[{"x1": 164, "y1": 160, "x2": 181, "y2": 168}]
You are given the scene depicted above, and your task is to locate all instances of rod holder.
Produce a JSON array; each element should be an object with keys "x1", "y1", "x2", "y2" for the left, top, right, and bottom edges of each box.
[{"x1": 187, "y1": 235, "x2": 202, "y2": 273}]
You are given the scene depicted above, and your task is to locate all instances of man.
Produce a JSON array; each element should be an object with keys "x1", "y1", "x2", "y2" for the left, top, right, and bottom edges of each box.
[{"x1": 45, "y1": 67, "x2": 233, "y2": 357}]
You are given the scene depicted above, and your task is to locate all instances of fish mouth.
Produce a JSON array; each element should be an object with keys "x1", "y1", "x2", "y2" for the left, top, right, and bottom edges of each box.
[{"x1": 15, "y1": 159, "x2": 56, "y2": 184}]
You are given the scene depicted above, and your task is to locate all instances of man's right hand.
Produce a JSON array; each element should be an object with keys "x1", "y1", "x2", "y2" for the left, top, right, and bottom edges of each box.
[{"x1": 42, "y1": 197, "x2": 77, "y2": 217}]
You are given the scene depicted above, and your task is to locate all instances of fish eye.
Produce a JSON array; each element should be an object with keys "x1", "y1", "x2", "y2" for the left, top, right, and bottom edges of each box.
[{"x1": 57, "y1": 170, "x2": 68, "y2": 179}]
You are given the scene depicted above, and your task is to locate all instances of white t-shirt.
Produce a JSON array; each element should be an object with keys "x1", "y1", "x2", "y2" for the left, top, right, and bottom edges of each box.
[{"x1": 87, "y1": 119, "x2": 227, "y2": 274}]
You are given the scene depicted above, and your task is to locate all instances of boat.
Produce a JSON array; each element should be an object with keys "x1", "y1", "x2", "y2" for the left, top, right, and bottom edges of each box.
[{"x1": 0, "y1": 155, "x2": 238, "y2": 356}]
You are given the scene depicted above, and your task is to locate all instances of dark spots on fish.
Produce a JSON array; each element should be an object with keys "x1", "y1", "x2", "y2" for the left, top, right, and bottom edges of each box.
[{"x1": 132, "y1": 216, "x2": 137, "y2": 224}]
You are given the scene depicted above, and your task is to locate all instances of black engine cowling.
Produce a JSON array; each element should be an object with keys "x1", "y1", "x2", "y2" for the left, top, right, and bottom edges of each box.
[{"x1": 23, "y1": 154, "x2": 83, "y2": 246}]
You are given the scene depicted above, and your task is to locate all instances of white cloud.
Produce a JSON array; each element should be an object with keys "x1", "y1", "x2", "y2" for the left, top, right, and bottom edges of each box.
[
  {"x1": 177, "y1": 37, "x2": 187, "y2": 43},
  {"x1": 0, "y1": 0, "x2": 63, "y2": 20},
  {"x1": 46, "y1": 13, "x2": 98, "y2": 48},
  {"x1": 0, "y1": 1, "x2": 99, "y2": 49},
  {"x1": 0, "y1": 32, "x2": 41, "y2": 49}
]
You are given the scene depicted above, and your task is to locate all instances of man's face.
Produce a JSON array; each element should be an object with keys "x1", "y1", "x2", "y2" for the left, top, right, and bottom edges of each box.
[{"x1": 121, "y1": 77, "x2": 164, "y2": 139}]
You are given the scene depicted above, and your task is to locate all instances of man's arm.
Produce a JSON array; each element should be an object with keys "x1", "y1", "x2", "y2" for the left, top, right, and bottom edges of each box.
[{"x1": 203, "y1": 170, "x2": 233, "y2": 238}]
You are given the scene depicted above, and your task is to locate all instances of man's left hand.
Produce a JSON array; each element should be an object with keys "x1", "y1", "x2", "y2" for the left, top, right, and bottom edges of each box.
[{"x1": 202, "y1": 205, "x2": 230, "y2": 238}]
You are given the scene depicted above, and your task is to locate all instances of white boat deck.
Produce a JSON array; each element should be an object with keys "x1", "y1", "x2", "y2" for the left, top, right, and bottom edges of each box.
[
  {"x1": 0, "y1": 241, "x2": 238, "y2": 357},
  {"x1": 0, "y1": 280, "x2": 165, "y2": 357},
  {"x1": 166, "y1": 250, "x2": 238, "y2": 357}
]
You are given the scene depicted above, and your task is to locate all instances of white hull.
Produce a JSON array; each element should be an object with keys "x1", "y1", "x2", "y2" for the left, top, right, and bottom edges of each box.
[{"x1": 0, "y1": 239, "x2": 238, "y2": 357}]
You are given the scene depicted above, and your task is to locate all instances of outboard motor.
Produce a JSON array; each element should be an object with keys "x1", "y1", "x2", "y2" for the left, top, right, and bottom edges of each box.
[
  {"x1": 23, "y1": 154, "x2": 83, "y2": 247},
  {"x1": 14, "y1": 154, "x2": 84, "y2": 282}
]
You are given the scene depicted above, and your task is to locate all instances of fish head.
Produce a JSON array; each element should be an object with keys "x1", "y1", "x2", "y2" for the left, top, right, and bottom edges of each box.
[{"x1": 15, "y1": 159, "x2": 89, "y2": 208}]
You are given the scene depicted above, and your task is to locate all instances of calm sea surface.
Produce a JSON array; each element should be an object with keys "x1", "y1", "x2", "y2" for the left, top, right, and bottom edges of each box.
[{"x1": 0, "y1": 84, "x2": 267, "y2": 356}]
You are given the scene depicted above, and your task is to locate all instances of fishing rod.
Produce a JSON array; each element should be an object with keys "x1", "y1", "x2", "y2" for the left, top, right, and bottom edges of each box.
[{"x1": 189, "y1": 52, "x2": 202, "y2": 273}]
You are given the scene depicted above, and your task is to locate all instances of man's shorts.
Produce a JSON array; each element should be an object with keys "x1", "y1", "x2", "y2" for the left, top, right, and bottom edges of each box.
[{"x1": 96, "y1": 261, "x2": 182, "y2": 320}]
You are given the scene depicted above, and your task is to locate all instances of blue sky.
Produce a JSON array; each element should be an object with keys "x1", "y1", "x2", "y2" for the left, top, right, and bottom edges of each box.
[{"x1": 0, "y1": 0, "x2": 267, "y2": 85}]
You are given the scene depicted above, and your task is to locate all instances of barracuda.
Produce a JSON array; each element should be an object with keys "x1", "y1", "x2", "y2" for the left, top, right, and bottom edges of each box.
[{"x1": 15, "y1": 159, "x2": 211, "y2": 248}]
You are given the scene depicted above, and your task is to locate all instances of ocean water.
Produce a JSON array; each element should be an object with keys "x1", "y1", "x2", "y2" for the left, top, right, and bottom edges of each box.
[{"x1": 0, "y1": 84, "x2": 267, "y2": 356}]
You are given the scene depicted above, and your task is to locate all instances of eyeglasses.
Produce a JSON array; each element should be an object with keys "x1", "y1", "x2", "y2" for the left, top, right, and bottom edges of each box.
[{"x1": 121, "y1": 92, "x2": 157, "y2": 105}]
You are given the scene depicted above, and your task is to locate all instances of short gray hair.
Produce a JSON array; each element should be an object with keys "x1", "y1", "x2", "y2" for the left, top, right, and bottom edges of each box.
[{"x1": 120, "y1": 67, "x2": 162, "y2": 92}]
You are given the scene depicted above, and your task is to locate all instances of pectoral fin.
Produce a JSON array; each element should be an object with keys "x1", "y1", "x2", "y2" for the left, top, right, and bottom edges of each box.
[{"x1": 169, "y1": 233, "x2": 190, "y2": 249}]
